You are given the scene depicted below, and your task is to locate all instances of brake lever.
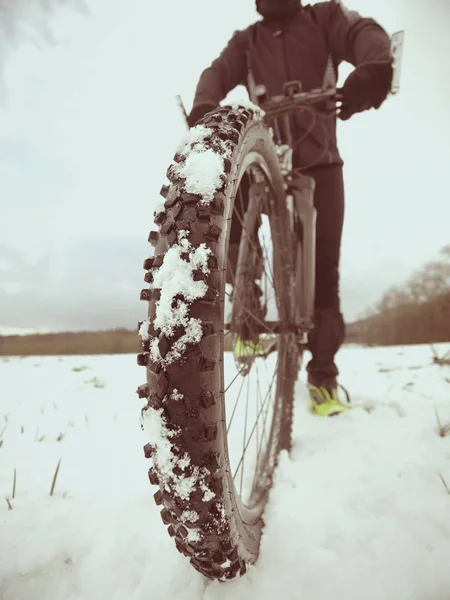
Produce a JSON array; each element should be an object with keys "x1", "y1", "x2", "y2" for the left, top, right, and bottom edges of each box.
[
  {"x1": 321, "y1": 89, "x2": 344, "y2": 116},
  {"x1": 334, "y1": 89, "x2": 344, "y2": 103}
]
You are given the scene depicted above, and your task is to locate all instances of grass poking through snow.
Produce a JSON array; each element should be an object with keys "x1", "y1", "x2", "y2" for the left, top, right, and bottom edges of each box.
[
  {"x1": 435, "y1": 408, "x2": 450, "y2": 438},
  {"x1": 431, "y1": 345, "x2": 450, "y2": 366},
  {"x1": 439, "y1": 473, "x2": 450, "y2": 495},
  {"x1": 50, "y1": 459, "x2": 62, "y2": 497},
  {"x1": 12, "y1": 468, "x2": 16, "y2": 499}
]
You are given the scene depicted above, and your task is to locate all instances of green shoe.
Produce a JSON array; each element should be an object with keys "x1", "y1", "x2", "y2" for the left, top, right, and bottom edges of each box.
[
  {"x1": 234, "y1": 336, "x2": 262, "y2": 361},
  {"x1": 232, "y1": 335, "x2": 262, "y2": 375},
  {"x1": 308, "y1": 384, "x2": 350, "y2": 417}
]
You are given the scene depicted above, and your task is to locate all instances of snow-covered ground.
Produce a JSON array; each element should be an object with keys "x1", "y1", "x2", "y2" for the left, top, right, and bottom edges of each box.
[{"x1": 1, "y1": 343, "x2": 450, "y2": 600}]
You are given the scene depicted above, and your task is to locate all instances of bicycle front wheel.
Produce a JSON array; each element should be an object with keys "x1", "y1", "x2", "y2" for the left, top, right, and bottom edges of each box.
[{"x1": 137, "y1": 104, "x2": 299, "y2": 580}]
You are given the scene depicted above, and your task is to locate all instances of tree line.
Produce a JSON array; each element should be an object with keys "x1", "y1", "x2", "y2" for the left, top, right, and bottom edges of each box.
[{"x1": 348, "y1": 245, "x2": 450, "y2": 346}]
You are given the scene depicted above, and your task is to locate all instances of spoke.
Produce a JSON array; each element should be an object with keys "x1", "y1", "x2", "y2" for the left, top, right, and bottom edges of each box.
[
  {"x1": 256, "y1": 359, "x2": 273, "y2": 458},
  {"x1": 253, "y1": 358, "x2": 271, "y2": 474},
  {"x1": 255, "y1": 361, "x2": 261, "y2": 455},
  {"x1": 239, "y1": 373, "x2": 251, "y2": 497},
  {"x1": 226, "y1": 257, "x2": 236, "y2": 289},
  {"x1": 231, "y1": 180, "x2": 276, "y2": 290},
  {"x1": 233, "y1": 351, "x2": 280, "y2": 482},
  {"x1": 226, "y1": 374, "x2": 246, "y2": 434},
  {"x1": 241, "y1": 304, "x2": 278, "y2": 336},
  {"x1": 237, "y1": 184, "x2": 246, "y2": 222},
  {"x1": 232, "y1": 206, "x2": 275, "y2": 290},
  {"x1": 259, "y1": 349, "x2": 281, "y2": 444},
  {"x1": 256, "y1": 372, "x2": 276, "y2": 465},
  {"x1": 259, "y1": 227, "x2": 275, "y2": 289},
  {"x1": 224, "y1": 368, "x2": 243, "y2": 394},
  {"x1": 228, "y1": 254, "x2": 278, "y2": 338},
  {"x1": 227, "y1": 280, "x2": 280, "y2": 339}
]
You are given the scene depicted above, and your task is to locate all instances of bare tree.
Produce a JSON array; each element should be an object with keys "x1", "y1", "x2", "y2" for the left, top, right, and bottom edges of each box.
[
  {"x1": 407, "y1": 252, "x2": 450, "y2": 303},
  {"x1": 357, "y1": 244, "x2": 450, "y2": 345}
]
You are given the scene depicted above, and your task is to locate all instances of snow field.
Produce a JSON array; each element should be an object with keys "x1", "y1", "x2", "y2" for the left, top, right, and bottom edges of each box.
[{"x1": 0, "y1": 343, "x2": 449, "y2": 599}]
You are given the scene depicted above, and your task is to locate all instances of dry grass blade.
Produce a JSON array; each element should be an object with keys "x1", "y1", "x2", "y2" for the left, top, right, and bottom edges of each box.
[
  {"x1": 50, "y1": 459, "x2": 62, "y2": 496},
  {"x1": 12, "y1": 468, "x2": 16, "y2": 499},
  {"x1": 5, "y1": 497, "x2": 12, "y2": 510},
  {"x1": 0, "y1": 414, "x2": 7, "y2": 446},
  {"x1": 442, "y1": 423, "x2": 450, "y2": 437},
  {"x1": 433, "y1": 356, "x2": 450, "y2": 366},
  {"x1": 435, "y1": 408, "x2": 450, "y2": 437},
  {"x1": 439, "y1": 473, "x2": 450, "y2": 495},
  {"x1": 432, "y1": 346, "x2": 450, "y2": 366}
]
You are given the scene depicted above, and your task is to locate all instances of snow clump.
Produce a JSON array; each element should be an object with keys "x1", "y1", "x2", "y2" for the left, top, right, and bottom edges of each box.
[{"x1": 144, "y1": 230, "x2": 211, "y2": 366}]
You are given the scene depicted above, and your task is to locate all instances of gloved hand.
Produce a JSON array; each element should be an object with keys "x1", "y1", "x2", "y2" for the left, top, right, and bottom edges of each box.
[
  {"x1": 187, "y1": 102, "x2": 216, "y2": 128},
  {"x1": 339, "y1": 61, "x2": 393, "y2": 121}
]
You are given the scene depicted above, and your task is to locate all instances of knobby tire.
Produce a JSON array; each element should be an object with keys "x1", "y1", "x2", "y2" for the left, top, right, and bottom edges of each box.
[{"x1": 137, "y1": 105, "x2": 300, "y2": 581}]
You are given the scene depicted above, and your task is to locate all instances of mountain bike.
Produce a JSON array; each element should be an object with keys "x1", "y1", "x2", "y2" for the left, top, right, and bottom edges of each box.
[{"x1": 136, "y1": 32, "x2": 404, "y2": 582}]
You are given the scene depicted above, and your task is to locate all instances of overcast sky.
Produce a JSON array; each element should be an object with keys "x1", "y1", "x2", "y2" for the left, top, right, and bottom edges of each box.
[{"x1": 0, "y1": 0, "x2": 449, "y2": 332}]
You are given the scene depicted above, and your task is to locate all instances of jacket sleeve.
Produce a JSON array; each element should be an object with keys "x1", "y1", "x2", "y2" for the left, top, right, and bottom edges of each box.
[
  {"x1": 192, "y1": 30, "x2": 248, "y2": 108},
  {"x1": 323, "y1": 1, "x2": 392, "y2": 66}
]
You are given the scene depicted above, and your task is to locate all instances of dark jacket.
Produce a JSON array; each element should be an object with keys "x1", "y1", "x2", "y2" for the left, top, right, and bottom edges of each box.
[{"x1": 192, "y1": 1, "x2": 391, "y2": 169}]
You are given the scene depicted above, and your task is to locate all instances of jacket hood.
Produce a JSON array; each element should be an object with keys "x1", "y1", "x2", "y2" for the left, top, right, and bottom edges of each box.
[{"x1": 256, "y1": 0, "x2": 302, "y2": 20}]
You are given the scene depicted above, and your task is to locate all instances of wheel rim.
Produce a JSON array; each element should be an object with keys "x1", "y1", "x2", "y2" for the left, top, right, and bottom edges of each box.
[{"x1": 222, "y1": 155, "x2": 293, "y2": 511}]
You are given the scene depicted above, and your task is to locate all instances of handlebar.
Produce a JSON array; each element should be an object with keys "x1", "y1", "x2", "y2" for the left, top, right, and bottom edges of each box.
[{"x1": 256, "y1": 81, "x2": 343, "y2": 119}]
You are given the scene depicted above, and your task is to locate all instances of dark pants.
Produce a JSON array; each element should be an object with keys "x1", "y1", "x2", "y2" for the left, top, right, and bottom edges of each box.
[{"x1": 302, "y1": 164, "x2": 345, "y2": 388}]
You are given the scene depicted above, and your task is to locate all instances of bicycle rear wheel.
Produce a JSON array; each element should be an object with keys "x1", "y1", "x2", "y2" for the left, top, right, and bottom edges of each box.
[{"x1": 137, "y1": 104, "x2": 300, "y2": 580}]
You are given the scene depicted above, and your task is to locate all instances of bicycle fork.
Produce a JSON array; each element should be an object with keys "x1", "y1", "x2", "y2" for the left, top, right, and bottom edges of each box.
[{"x1": 287, "y1": 170, "x2": 317, "y2": 342}]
